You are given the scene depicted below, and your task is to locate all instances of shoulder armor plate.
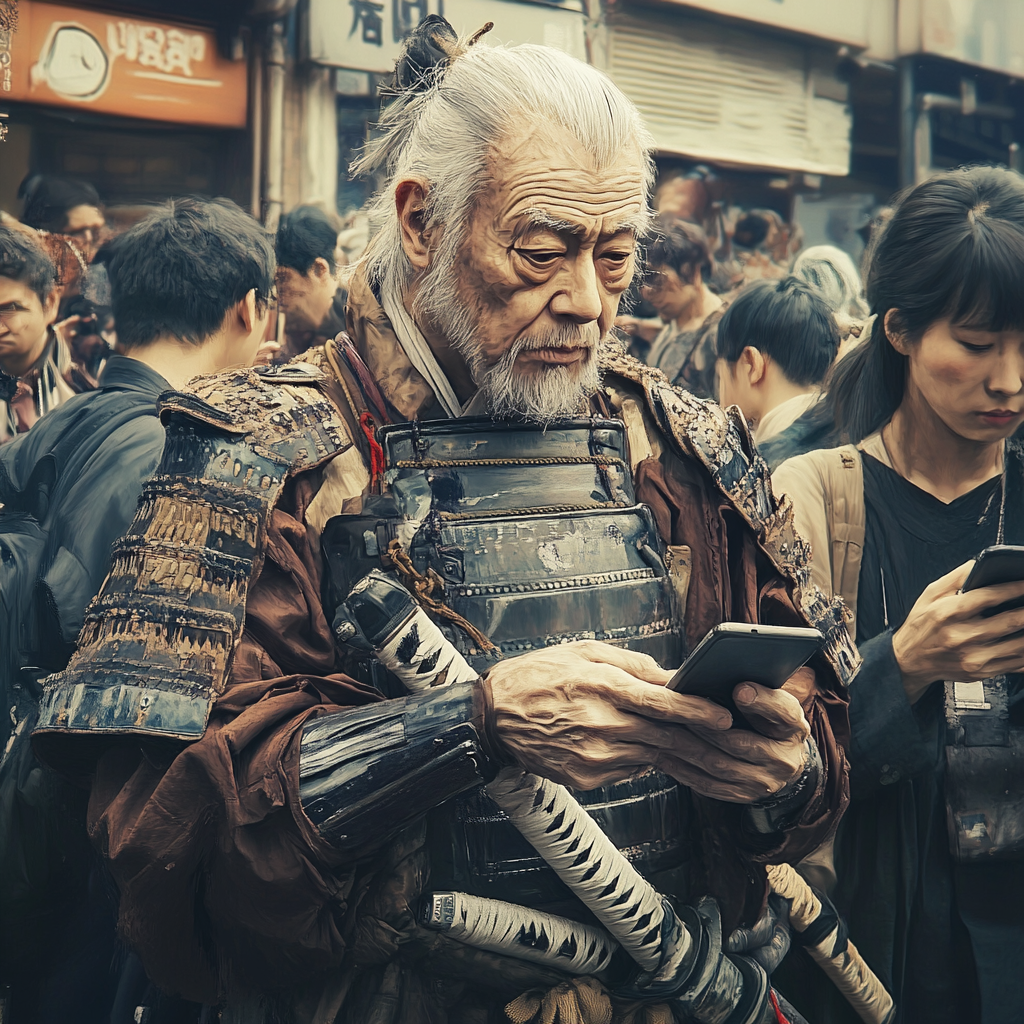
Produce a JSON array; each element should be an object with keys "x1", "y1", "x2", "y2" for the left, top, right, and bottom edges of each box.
[
  {"x1": 602, "y1": 351, "x2": 861, "y2": 687},
  {"x1": 35, "y1": 367, "x2": 351, "y2": 742}
]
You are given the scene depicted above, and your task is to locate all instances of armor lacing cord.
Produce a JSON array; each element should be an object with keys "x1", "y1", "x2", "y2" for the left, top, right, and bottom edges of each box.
[{"x1": 384, "y1": 538, "x2": 498, "y2": 654}]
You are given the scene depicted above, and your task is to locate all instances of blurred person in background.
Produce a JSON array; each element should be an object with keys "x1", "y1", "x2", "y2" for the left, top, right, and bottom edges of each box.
[
  {"x1": 793, "y1": 244, "x2": 872, "y2": 360},
  {"x1": 58, "y1": 295, "x2": 115, "y2": 389},
  {"x1": 715, "y1": 276, "x2": 840, "y2": 469},
  {"x1": 0, "y1": 225, "x2": 90, "y2": 443},
  {"x1": 274, "y1": 204, "x2": 348, "y2": 361},
  {"x1": 18, "y1": 174, "x2": 106, "y2": 262},
  {"x1": 0, "y1": 196, "x2": 275, "y2": 1024},
  {"x1": 792, "y1": 244, "x2": 868, "y2": 323},
  {"x1": 773, "y1": 165, "x2": 1024, "y2": 1024},
  {"x1": 640, "y1": 214, "x2": 723, "y2": 395}
]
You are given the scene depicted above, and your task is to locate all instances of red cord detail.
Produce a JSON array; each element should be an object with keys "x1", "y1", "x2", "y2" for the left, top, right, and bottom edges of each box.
[
  {"x1": 360, "y1": 411, "x2": 385, "y2": 490},
  {"x1": 769, "y1": 989, "x2": 791, "y2": 1024}
]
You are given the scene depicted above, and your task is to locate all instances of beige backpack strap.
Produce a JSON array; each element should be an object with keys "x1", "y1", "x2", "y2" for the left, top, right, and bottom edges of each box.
[
  {"x1": 772, "y1": 444, "x2": 865, "y2": 635},
  {"x1": 820, "y1": 446, "x2": 865, "y2": 625}
]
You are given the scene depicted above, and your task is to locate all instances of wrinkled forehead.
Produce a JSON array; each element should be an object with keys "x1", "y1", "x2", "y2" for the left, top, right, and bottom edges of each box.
[{"x1": 483, "y1": 122, "x2": 648, "y2": 240}]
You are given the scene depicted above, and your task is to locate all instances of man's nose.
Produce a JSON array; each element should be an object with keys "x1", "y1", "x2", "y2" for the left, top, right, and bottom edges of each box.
[{"x1": 550, "y1": 258, "x2": 603, "y2": 324}]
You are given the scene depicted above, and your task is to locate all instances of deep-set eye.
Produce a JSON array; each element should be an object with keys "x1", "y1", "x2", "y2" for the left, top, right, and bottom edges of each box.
[
  {"x1": 600, "y1": 250, "x2": 632, "y2": 266},
  {"x1": 514, "y1": 249, "x2": 564, "y2": 266}
]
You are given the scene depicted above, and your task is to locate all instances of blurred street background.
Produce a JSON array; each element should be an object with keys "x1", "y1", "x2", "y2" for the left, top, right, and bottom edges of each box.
[{"x1": 2, "y1": 0, "x2": 1023, "y2": 308}]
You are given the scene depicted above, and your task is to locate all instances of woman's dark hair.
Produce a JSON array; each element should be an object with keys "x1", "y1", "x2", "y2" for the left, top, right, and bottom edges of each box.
[
  {"x1": 106, "y1": 197, "x2": 275, "y2": 350},
  {"x1": 645, "y1": 214, "x2": 713, "y2": 284},
  {"x1": 276, "y1": 205, "x2": 338, "y2": 275},
  {"x1": 0, "y1": 224, "x2": 56, "y2": 303},
  {"x1": 717, "y1": 276, "x2": 840, "y2": 387},
  {"x1": 829, "y1": 166, "x2": 1024, "y2": 442},
  {"x1": 18, "y1": 174, "x2": 102, "y2": 232}
]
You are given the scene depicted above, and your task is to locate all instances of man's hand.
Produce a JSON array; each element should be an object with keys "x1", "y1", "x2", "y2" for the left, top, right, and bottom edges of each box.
[
  {"x1": 482, "y1": 641, "x2": 812, "y2": 803},
  {"x1": 893, "y1": 561, "x2": 1024, "y2": 704}
]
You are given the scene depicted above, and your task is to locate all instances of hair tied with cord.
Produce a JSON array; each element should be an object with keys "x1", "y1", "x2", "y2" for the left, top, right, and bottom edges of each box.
[{"x1": 385, "y1": 15, "x2": 493, "y2": 97}]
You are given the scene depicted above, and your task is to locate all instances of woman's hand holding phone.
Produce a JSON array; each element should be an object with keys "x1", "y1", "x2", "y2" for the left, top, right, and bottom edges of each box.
[{"x1": 893, "y1": 560, "x2": 1024, "y2": 704}]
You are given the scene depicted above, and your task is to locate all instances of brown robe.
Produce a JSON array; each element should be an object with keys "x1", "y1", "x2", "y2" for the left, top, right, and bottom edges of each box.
[{"x1": 76, "y1": 269, "x2": 849, "y2": 1011}]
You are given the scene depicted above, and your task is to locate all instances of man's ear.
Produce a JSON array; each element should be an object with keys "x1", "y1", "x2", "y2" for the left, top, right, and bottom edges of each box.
[
  {"x1": 239, "y1": 289, "x2": 259, "y2": 335},
  {"x1": 395, "y1": 178, "x2": 432, "y2": 270},
  {"x1": 42, "y1": 289, "x2": 59, "y2": 326},
  {"x1": 312, "y1": 257, "x2": 332, "y2": 281},
  {"x1": 740, "y1": 345, "x2": 767, "y2": 385}
]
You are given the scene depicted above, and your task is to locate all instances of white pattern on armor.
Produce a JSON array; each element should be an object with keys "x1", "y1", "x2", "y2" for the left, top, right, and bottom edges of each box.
[
  {"x1": 486, "y1": 768, "x2": 678, "y2": 972},
  {"x1": 426, "y1": 891, "x2": 619, "y2": 974}
]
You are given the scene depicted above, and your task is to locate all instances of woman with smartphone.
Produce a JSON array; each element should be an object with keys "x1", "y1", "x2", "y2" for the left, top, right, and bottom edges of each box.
[{"x1": 774, "y1": 166, "x2": 1024, "y2": 1024}]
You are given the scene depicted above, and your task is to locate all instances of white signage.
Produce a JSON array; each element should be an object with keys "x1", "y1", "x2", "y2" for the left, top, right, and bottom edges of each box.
[{"x1": 307, "y1": 0, "x2": 586, "y2": 72}]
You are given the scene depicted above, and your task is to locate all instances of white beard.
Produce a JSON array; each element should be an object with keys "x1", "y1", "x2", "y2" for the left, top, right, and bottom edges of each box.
[
  {"x1": 476, "y1": 326, "x2": 601, "y2": 423},
  {"x1": 413, "y1": 258, "x2": 602, "y2": 423}
]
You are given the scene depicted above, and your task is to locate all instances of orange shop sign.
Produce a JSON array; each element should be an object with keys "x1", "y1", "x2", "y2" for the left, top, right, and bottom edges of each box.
[{"x1": 1, "y1": 1, "x2": 247, "y2": 128}]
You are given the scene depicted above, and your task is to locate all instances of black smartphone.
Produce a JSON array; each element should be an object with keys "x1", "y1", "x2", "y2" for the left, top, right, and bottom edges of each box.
[
  {"x1": 961, "y1": 545, "x2": 1024, "y2": 616},
  {"x1": 667, "y1": 622, "x2": 823, "y2": 725}
]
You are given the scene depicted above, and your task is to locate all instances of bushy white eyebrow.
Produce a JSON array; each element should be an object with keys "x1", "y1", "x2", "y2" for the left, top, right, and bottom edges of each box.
[{"x1": 514, "y1": 207, "x2": 646, "y2": 241}]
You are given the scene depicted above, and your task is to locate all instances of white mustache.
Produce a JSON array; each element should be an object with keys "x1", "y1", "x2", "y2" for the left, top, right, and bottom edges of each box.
[{"x1": 515, "y1": 323, "x2": 600, "y2": 349}]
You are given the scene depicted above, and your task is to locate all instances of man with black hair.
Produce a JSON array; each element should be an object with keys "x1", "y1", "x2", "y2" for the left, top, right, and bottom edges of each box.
[
  {"x1": 275, "y1": 204, "x2": 347, "y2": 359},
  {"x1": 18, "y1": 174, "x2": 106, "y2": 261},
  {"x1": 715, "y1": 276, "x2": 840, "y2": 470},
  {"x1": 0, "y1": 196, "x2": 274, "y2": 1024},
  {"x1": 0, "y1": 225, "x2": 87, "y2": 443}
]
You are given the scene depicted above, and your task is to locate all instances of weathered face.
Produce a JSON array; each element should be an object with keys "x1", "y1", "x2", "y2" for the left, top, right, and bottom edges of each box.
[
  {"x1": 640, "y1": 263, "x2": 700, "y2": 324},
  {"x1": 0, "y1": 276, "x2": 57, "y2": 376},
  {"x1": 276, "y1": 261, "x2": 336, "y2": 332},
  {"x1": 451, "y1": 122, "x2": 646, "y2": 374},
  {"x1": 900, "y1": 318, "x2": 1024, "y2": 441}
]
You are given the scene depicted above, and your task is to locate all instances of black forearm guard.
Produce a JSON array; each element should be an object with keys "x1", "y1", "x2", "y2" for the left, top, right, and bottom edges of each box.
[
  {"x1": 298, "y1": 679, "x2": 497, "y2": 854},
  {"x1": 742, "y1": 738, "x2": 822, "y2": 840}
]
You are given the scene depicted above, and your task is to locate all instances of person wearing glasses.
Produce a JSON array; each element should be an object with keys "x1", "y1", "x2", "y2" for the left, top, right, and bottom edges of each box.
[{"x1": 18, "y1": 174, "x2": 106, "y2": 261}]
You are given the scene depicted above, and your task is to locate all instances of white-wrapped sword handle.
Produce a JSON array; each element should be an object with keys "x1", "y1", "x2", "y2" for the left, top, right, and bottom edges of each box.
[
  {"x1": 338, "y1": 571, "x2": 675, "y2": 973},
  {"x1": 422, "y1": 891, "x2": 620, "y2": 975},
  {"x1": 768, "y1": 863, "x2": 895, "y2": 1024}
]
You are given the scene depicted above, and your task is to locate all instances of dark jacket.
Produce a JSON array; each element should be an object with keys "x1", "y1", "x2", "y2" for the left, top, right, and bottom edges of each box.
[{"x1": 0, "y1": 354, "x2": 168, "y2": 667}]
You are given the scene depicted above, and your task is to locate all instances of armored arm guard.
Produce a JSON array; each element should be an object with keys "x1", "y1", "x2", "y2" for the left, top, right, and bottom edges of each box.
[
  {"x1": 33, "y1": 365, "x2": 350, "y2": 752},
  {"x1": 298, "y1": 680, "x2": 497, "y2": 854}
]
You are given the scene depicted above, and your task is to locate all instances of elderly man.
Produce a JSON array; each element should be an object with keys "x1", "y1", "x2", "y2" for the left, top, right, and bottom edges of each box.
[{"x1": 34, "y1": 19, "x2": 854, "y2": 1024}]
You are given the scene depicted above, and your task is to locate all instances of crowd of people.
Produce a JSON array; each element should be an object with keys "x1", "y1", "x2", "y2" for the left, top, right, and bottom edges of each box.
[{"x1": 1, "y1": 19, "x2": 1023, "y2": 1024}]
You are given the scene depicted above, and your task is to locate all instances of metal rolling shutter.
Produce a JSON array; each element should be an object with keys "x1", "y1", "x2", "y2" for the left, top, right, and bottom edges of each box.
[{"x1": 607, "y1": 11, "x2": 852, "y2": 176}]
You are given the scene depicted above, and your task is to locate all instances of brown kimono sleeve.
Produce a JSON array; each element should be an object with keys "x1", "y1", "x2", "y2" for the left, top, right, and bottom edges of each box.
[{"x1": 88, "y1": 475, "x2": 382, "y2": 1003}]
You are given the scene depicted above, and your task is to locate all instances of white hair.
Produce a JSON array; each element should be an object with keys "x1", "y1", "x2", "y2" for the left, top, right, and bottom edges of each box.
[
  {"x1": 792, "y1": 244, "x2": 870, "y2": 320},
  {"x1": 352, "y1": 41, "x2": 656, "y2": 307}
]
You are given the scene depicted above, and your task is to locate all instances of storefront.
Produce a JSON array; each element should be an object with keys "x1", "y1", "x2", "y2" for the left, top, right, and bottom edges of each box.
[
  {"x1": 897, "y1": 0, "x2": 1024, "y2": 185},
  {"x1": 598, "y1": 0, "x2": 882, "y2": 263},
  {"x1": 0, "y1": 1, "x2": 251, "y2": 221}
]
